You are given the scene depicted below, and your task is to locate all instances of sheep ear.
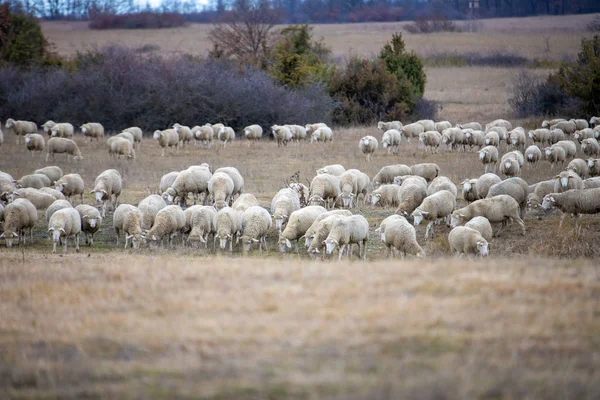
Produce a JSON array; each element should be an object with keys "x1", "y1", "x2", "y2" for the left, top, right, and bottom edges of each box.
[
  {"x1": 459, "y1": 213, "x2": 466, "y2": 218},
  {"x1": 421, "y1": 211, "x2": 430, "y2": 215},
  {"x1": 285, "y1": 239, "x2": 292, "y2": 248},
  {"x1": 0, "y1": 233, "x2": 4, "y2": 238},
  {"x1": 48, "y1": 228, "x2": 54, "y2": 232},
  {"x1": 60, "y1": 228, "x2": 66, "y2": 233},
  {"x1": 252, "y1": 238, "x2": 259, "y2": 243},
  {"x1": 313, "y1": 248, "x2": 320, "y2": 253},
  {"x1": 12, "y1": 232, "x2": 18, "y2": 238},
  {"x1": 152, "y1": 235, "x2": 157, "y2": 240}
]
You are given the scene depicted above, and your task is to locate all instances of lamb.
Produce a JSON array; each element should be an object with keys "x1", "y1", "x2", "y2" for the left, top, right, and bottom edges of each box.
[
  {"x1": 525, "y1": 145, "x2": 542, "y2": 167},
  {"x1": 138, "y1": 194, "x2": 167, "y2": 231},
  {"x1": 5, "y1": 118, "x2": 37, "y2": 144},
  {"x1": 451, "y1": 195, "x2": 525, "y2": 236},
  {"x1": 499, "y1": 155, "x2": 520, "y2": 177},
  {"x1": 484, "y1": 131, "x2": 500, "y2": 147},
  {"x1": 164, "y1": 165, "x2": 212, "y2": 207},
  {"x1": 448, "y1": 226, "x2": 489, "y2": 257},
  {"x1": 464, "y1": 216, "x2": 493, "y2": 242},
  {"x1": 508, "y1": 127, "x2": 526, "y2": 151},
  {"x1": 75, "y1": 204, "x2": 102, "y2": 246},
  {"x1": 410, "y1": 163, "x2": 439, "y2": 182},
  {"x1": 381, "y1": 129, "x2": 402, "y2": 154},
  {"x1": 123, "y1": 126, "x2": 143, "y2": 148},
  {"x1": 566, "y1": 158, "x2": 589, "y2": 178},
  {"x1": 486, "y1": 177, "x2": 529, "y2": 218},
  {"x1": 377, "y1": 121, "x2": 402, "y2": 132},
  {"x1": 232, "y1": 193, "x2": 260, "y2": 212},
  {"x1": 217, "y1": 126, "x2": 236, "y2": 147},
  {"x1": 50, "y1": 123, "x2": 75, "y2": 138},
  {"x1": 553, "y1": 170, "x2": 583, "y2": 193},
  {"x1": 153, "y1": 129, "x2": 179, "y2": 156},
  {"x1": 371, "y1": 184, "x2": 400, "y2": 207},
  {"x1": 24, "y1": 134, "x2": 45, "y2": 156},
  {"x1": 184, "y1": 205, "x2": 217, "y2": 247},
  {"x1": 383, "y1": 217, "x2": 424, "y2": 258},
  {"x1": 573, "y1": 128, "x2": 596, "y2": 143},
  {"x1": 80, "y1": 122, "x2": 104, "y2": 142},
  {"x1": 311, "y1": 126, "x2": 333, "y2": 143},
  {"x1": 48, "y1": 208, "x2": 81, "y2": 253},
  {"x1": 46, "y1": 199, "x2": 73, "y2": 223},
  {"x1": 91, "y1": 169, "x2": 122, "y2": 217},
  {"x1": 46, "y1": 138, "x2": 83, "y2": 162},
  {"x1": 478, "y1": 146, "x2": 499, "y2": 173},
  {"x1": 324, "y1": 215, "x2": 369, "y2": 260},
  {"x1": 54, "y1": 173, "x2": 84, "y2": 204},
  {"x1": 35, "y1": 166, "x2": 63, "y2": 184},
  {"x1": 278, "y1": 205, "x2": 327, "y2": 252},
  {"x1": 317, "y1": 164, "x2": 346, "y2": 176},
  {"x1": 160, "y1": 171, "x2": 180, "y2": 195},
  {"x1": 113, "y1": 204, "x2": 143, "y2": 248},
  {"x1": 309, "y1": 173, "x2": 340, "y2": 209},
  {"x1": 208, "y1": 172, "x2": 235, "y2": 210},
  {"x1": 42, "y1": 120, "x2": 55, "y2": 134},
  {"x1": 419, "y1": 131, "x2": 442, "y2": 153},
  {"x1": 244, "y1": 124, "x2": 263, "y2": 145},
  {"x1": 581, "y1": 138, "x2": 600, "y2": 157},
  {"x1": 411, "y1": 190, "x2": 456, "y2": 238},
  {"x1": 542, "y1": 188, "x2": 600, "y2": 230},
  {"x1": 192, "y1": 125, "x2": 214, "y2": 148},
  {"x1": 239, "y1": 206, "x2": 272, "y2": 252},
  {"x1": 303, "y1": 210, "x2": 352, "y2": 249},
  {"x1": 587, "y1": 159, "x2": 600, "y2": 177},
  {"x1": 457, "y1": 122, "x2": 483, "y2": 131},
  {"x1": 542, "y1": 118, "x2": 566, "y2": 128},
  {"x1": 110, "y1": 137, "x2": 136, "y2": 160},
  {"x1": 545, "y1": 146, "x2": 566, "y2": 169},
  {"x1": 271, "y1": 188, "x2": 301, "y2": 231},
  {"x1": 435, "y1": 121, "x2": 452, "y2": 133},
  {"x1": 144, "y1": 205, "x2": 185, "y2": 248},
  {"x1": 526, "y1": 179, "x2": 556, "y2": 210},
  {"x1": 528, "y1": 129, "x2": 551, "y2": 146},
  {"x1": 486, "y1": 119, "x2": 512, "y2": 131},
  {"x1": 213, "y1": 207, "x2": 242, "y2": 251},
  {"x1": 11, "y1": 188, "x2": 56, "y2": 209},
  {"x1": 396, "y1": 182, "x2": 427, "y2": 215},
  {"x1": 173, "y1": 123, "x2": 193, "y2": 147},
  {"x1": 400, "y1": 123, "x2": 424, "y2": 142},
  {"x1": 552, "y1": 140, "x2": 577, "y2": 160},
  {"x1": 464, "y1": 130, "x2": 485, "y2": 150},
  {"x1": 427, "y1": 176, "x2": 457, "y2": 197},
  {"x1": 214, "y1": 167, "x2": 244, "y2": 199},
  {"x1": 15, "y1": 174, "x2": 51, "y2": 189},
  {"x1": 1, "y1": 198, "x2": 37, "y2": 247},
  {"x1": 372, "y1": 164, "x2": 412, "y2": 186},
  {"x1": 550, "y1": 120, "x2": 577, "y2": 135},
  {"x1": 549, "y1": 128, "x2": 566, "y2": 144},
  {"x1": 359, "y1": 136, "x2": 378, "y2": 162}
]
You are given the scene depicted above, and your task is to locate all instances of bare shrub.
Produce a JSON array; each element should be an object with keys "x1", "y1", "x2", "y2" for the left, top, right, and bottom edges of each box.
[
  {"x1": 88, "y1": 12, "x2": 186, "y2": 30},
  {"x1": 405, "y1": 15, "x2": 464, "y2": 34}
]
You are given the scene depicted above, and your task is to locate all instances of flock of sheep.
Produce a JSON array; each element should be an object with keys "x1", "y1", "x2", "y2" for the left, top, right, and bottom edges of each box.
[{"x1": 1, "y1": 115, "x2": 600, "y2": 259}]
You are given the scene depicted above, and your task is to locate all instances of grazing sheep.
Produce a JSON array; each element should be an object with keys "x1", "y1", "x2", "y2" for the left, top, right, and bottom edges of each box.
[
  {"x1": 12, "y1": 188, "x2": 56, "y2": 209},
  {"x1": 410, "y1": 163, "x2": 439, "y2": 182},
  {"x1": 278, "y1": 205, "x2": 327, "y2": 252},
  {"x1": 16, "y1": 174, "x2": 51, "y2": 189},
  {"x1": 213, "y1": 207, "x2": 242, "y2": 251},
  {"x1": 461, "y1": 179, "x2": 479, "y2": 202},
  {"x1": 240, "y1": 206, "x2": 272, "y2": 252},
  {"x1": 484, "y1": 131, "x2": 500, "y2": 147},
  {"x1": 286, "y1": 124, "x2": 307, "y2": 142},
  {"x1": 46, "y1": 138, "x2": 83, "y2": 162},
  {"x1": 542, "y1": 118, "x2": 566, "y2": 128},
  {"x1": 46, "y1": 200, "x2": 73, "y2": 223},
  {"x1": 545, "y1": 146, "x2": 567, "y2": 169},
  {"x1": 581, "y1": 138, "x2": 600, "y2": 157},
  {"x1": 217, "y1": 126, "x2": 236, "y2": 147},
  {"x1": 164, "y1": 165, "x2": 212, "y2": 207},
  {"x1": 208, "y1": 172, "x2": 235, "y2": 210},
  {"x1": 153, "y1": 129, "x2": 179, "y2": 156},
  {"x1": 24, "y1": 134, "x2": 45, "y2": 156},
  {"x1": 144, "y1": 205, "x2": 185, "y2": 248},
  {"x1": 1, "y1": 198, "x2": 37, "y2": 247},
  {"x1": 382, "y1": 217, "x2": 424, "y2": 258},
  {"x1": 427, "y1": 176, "x2": 457, "y2": 197},
  {"x1": 38, "y1": 187, "x2": 65, "y2": 201},
  {"x1": 508, "y1": 127, "x2": 526, "y2": 151},
  {"x1": 451, "y1": 195, "x2": 525, "y2": 236},
  {"x1": 214, "y1": 167, "x2": 244, "y2": 199},
  {"x1": 412, "y1": 190, "x2": 456, "y2": 238},
  {"x1": 589, "y1": 116, "x2": 600, "y2": 127},
  {"x1": 271, "y1": 188, "x2": 301, "y2": 231},
  {"x1": 184, "y1": 205, "x2": 217, "y2": 247},
  {"x1": 382, "y1": 129, "x2": 402, "y2": 154},
  {"x1": 91, "y1": 169, "x2": 122, "y2": 217},
  {"x1": 553, "y1": 170, "x2": 584, "y2": 193},
  {"x1": 48, "y1": 208, "x2": 81, "y2": 253},
  {"x1": 401, "y1": 123, "x2": 424, "y2": 143},
  {"x1": 587, "y1": 159, "x2": 600, "y2": 177},
  {"x1": 464, "y1": 216, "x2": 493, "y2": 242},
  {"x1": 311, "y1": 126, "x2": 333, "y2": 143},
  {"x1": 373, "y1": 164, "x2": 412, "y2": 186},
  {"x1": 309, "y1": 174, "x2": 340, "y2": 209},
  {"x1": 527, "y1": 179, "x2": 557, "y2": 210},
  {"x1": 50, "y1": 123, "x2": 74, "y2": 139},
  {"x1": 552, "y1": 140, "x2": 577, "y2": 160},
  {"x1": 499, "y1": 155, "x2": 520, "y2": 177},
  {"x1": 457, "y1": 122, "x2": 483, "y2": 131},
  {"x1": 566, "y1": 158, "x2": 589, "y2": 178},
  {"x1": 123, "y1": 126, "x2": 143, "y2": 148},
  {"x1": 288, "y1": 182, "x2": 309, "y2": 206},
  {"x1": 359, "y1": 135, "x2": 378, "y2": 162},
  {"x1": 416, "y1": 119, "x2": 435, "y2": 132},
  {"x1": 244, "y1": 124, "x2": 263, "y2": 145},
  {"x1": 324, "y1": 215, "x2": 369, "y2": 260},
  {"x1": 583, "y1": 177, "x2": 600, "y2": 189},
  {"x1": 42, "y1": 120, "x2": 55, "y2": 134},
  {"x1": 478, "y1": 145, "x2": 499, "y2": 173},
  {"x1": 115, "y1": 131, "x2": 135, "y2": 145},
  {"x1": 573, "y1": 128, "x2": 596, "y2": 143},
  {"x1": 210, "y1": 123, "x2": 225, "y2": 138},
  {"x1": 113, "y1": 204, "x2": 143, "y2": 248},
  {"x1": 317, "y1": 164, "x2": 346, "y2": 176},
  {"x1": 337, "y1": 169, "x2": 370, "y2": 208},
  {"x1": 487, "y1": 177, "x2": 529, "y2": 218},
  {"x1": 111, "y1": 137, "x2": 136, "y2": 160},
  {"x1": 80, "y1": 122, "x2": 104, "y2": 142},
  {"x1": 435, "y1": 121, "x2": 452, "y2": 133},
  {"x1": 464, "y1": 130, "x2": 485, "y2": 150},
  {"x1": 396, "y1": 182, "x2": 427, "y2": 215},
  {"x1": 306, "y1": 213, "x2": 348, "y2": 257},
  {"x1": 377, "y1": 121, "x2": 403, "y2": 132},
  {"x1": 5, "y1": 119, "x2": 37, "y2": 144},
  {"x1": 570, "y1": 118, "x2": 589, "y2": 130},
  {"x1": 138, "y1": 194, "x2": 167, "y2": 231},
  {"x1": 542, "y1": 188, "x2": 600, "y2": 230},
  {"x1": 0, "y1": 172, "x2": 15, "y2": 202},
  {"x1": 550, "y1": 120, "x2": 577, "y2": 135},
  {"x1": 486, "y1": 119, "x2": 512, "y2": 131},
  {"x1": 448, "y1": 226, "x2": 489, "y2": 257},
  {"x1": 75, "y1": 204, "x2": 102, "y2": 246},
  {"x1": 192, "y1": 125, "x2": 214, "y2": 148},
  {"x1": 525, "y1": 145, "x2": 542, "y2": 167},
  {"x1": 442, "y1": 127, "x2": 466, "y2": 151},
  {"x1": 306, "y1": 123, "x2": 329, "y2": 135},
  {"x1": 54, "y1": 174, "x2": 84, "y2": 204},
  {"x1": 371, "y1": 184, "x2": 400, "y2": 207},
  {"x1": 549, "y1": 128, "x2": 566, "y2": 144},
  {"x1": 394, "y1": 175, "x2": 428, "y2": 190},
  {"x1": 173, "y1": 123, "x2": 193, "y2": 147},
  {"x1": 160, "y1": 171, "x2": 180, "y2": 196},
  {"x1": 232, "y1": 193, "x2": 260, "y2": 212},
  {"x1": 35, "y1": 166, "x2": 63, "y2": 184},
  {"x1": 419, "y1": 131, "x2": 442, "y2": 153},
  {"x1": 528, "y1": 129, "x2": 551, "y2": 147}
]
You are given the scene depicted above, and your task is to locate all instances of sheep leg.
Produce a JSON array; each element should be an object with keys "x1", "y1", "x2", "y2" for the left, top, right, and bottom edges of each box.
[
  {"x1": 75, "y1": 234, "x2": 79, "y2": 252},
  {"x1": 63, "y1": 235, "x2": 68, "y2": 253},
  {"x1": 559, "y1": 212, "x2": 567, "y2": 227},
  {"x1": 115, "y1": 228, "x2": 120, "y2": 246},
  {"x1": 338, "y1": 244, "x2": 346, "y2": 260},
  {"x1": 124, "y1": 235, "x2": 129, "y2": 249}
]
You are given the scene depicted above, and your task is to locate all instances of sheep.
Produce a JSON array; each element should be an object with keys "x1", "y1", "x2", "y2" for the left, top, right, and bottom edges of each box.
[
  {"x1": 271, "y1": 188, "x2": 301, "y2": 231},
  {"x1": 373, "y1": 164, "x2": 412, "y2": 186},
  {"x1": 15, "y1": 174, "x2": 51, "y2": 189},
  {"x1": 54, "y1": 174, "x2": 84, "y2": 204},
  {"x1": 23, "y1": 133, "x2": 45, "y2": 156},
  {"x1": 526, "y1": 179, "x2": 556, "y2": 210},
  {"x1": 115, "y1": 131, "x2": 135, "y2": 145},
  {"x1": 441, "y1": 127, "x2": 465, "y2": 151},
  {"x1": 379, "y1": 216, "x2": 424, "y2": 258},
  {"x1": 401, "y1": 123, "x2": 424, "y2": 143},
  {"x1": 550, "y1": 120, "x2": 577, "y2": 135},
  {"x1": 305, "y1": 123, "x2": 329, "y2": 135},
  {"x1": 457, "y1": 122, "x2": 482, "y2": 131},
  {"x1": 566, "y1": 158, "x2": 589, "y2": 178},
  {"x1": 464, "y1": 216, "x2": 493, "y2": 242},
  {"x1": 153, "y1": 129, "x2": 179, "y2": 156},
  {"x1": 461, "y1": 179, "x2": 479, "y2": 203},
  {"x1": 371, "y1": 184, "x2": 400, "y2": 207},
  {"x1": 113, "y1": 204, "x2": 143, "y2": 248},
  {"x1": 499, "y1": 155, "x2": 520, "y2": 177},
  {"x1": 416, "y1": 119, "x2": 435, "y2": 132},
  {"x1": 411, "y1": 190, "x2": 456, "y2": 238},
  {"x1": 427, "y1": 176, "x2": 457, "y2": 197},
  {"x1": 210, "y1": 123, "x2": 225, "y2": 138},
  {"x1": 583, "y1": 177, "x2": 600, "y2": 189},
  {"x1": 589, "y1": 116, "x2": 600, "y2": 127},
  {"x1": 47, "y1": 208, "x2": 81, "y2": 253},
  {"x1": 317, "y1": 164, "x2": 345, "y2": 176},
  {"x1": 553, "y1": 140, "x2": 577, "y2": 160},
  {"x1": 214, "y1": 167, "x2": 244, "y2": 199},
  {"x1": 284, "y1": 124, "x2": 307, "y2": 142},
  {"x1": 573, "y1": 128, "x2": 596, "y2": 143},
  {"x1": 451, "y1": 195, "x2": 525, "y2": 236},
  {"x1": 91, "y1": 169, "x2": 122, "y2": 217},
  {"x1": 217, "y1": 126, "x2": 236, "y2": 147},
  {"x1": 213, "y1": 207, "x2": 242, "y2": 251},
  {"x1": 5, "y1": 119, "x2": 37, "y2": 144},
  {"x1": 208, "y1": 172, "x2": 235, "y2": 210},
  {"x1": 359, "y1": 136, "x2": 378, "y2": 162},
  {"x1": 581, "y1": 138, "x2": 600, "y2": 157},
  {"x1": 75, "y1": 204, "x2": 102, "y2": 246},
  {"x1": 0, "y1": 172, "x2": 15, "y2": 202},
  {"x1": 549, "y1": 128, "x2": 566, "y2": 144},
  {"x1": 381, "y1": 129, "x2": 402, "y2": 154},
  {"x1": 232, "y1": 193, "x2": 260, "y2": 212},
  {"x1": 1, "y1": 198, "x2": 37, "y2": 247},
  {"x1": 309, "y1": 174, "x2": 340, "y2": 209},
  {"x1": 508, "y1": 127, "x2": 526, "y2": 151},
  {"x1": 244, "y1": 124, "x2": 263, "y2": 145},
  {"x1": 435, "y1": 121, "x2": 452, "y2": 133},
  {"x1": 553, "y1": 170, "x2": 583, "y2": 193},
  {"x1": 192, "y1": 125, "x2": 214, "y2": 148},
  {"x1": 587, "y1": 159, "x2": 600, "y2": 177},
  {"x1": 80, "y1": 122, "x2": 104, "y2": 142},
  {"x1": 164, "y1": 165, "x2": 212, "y2": 207},
  {"x1": 11, "y1": 188, "x2": 56, "y2": 209},
  {"x1": 448, "y1": 226, "x2": 489, "y2": 257},
  {"x1": 486, "y1": 177, "x2": 529, "y2": 219},
  {"x1": 525, "y1": 145, "x2": 542, "y2": 167},
  {"x1": 35, "y1": 166, "x2": 63, "y2": 184},
  {"x1": 324, "y1": 215, "x2": 369, "y2": 260},
  {"x1": 545, "y1": 146, "x2": 566, "y2": 169},
  {"x1": 46, "y1": 138, "x2": 83, "y2": 162},
  {"x1": 419, "y1": 131, "x2": 442, "y2": 153},
  {"x1": 48, "y1": 123, "x2": 74, "y2": 139},
  {"x1": 338, "y1": 170, "x2": 360, "y2": 208},
  {"x1": 410, "y1": 163, "x2": 439, "y2": 182},
  {"x1": 393, "y1": 175, "x2": 428, "y2": 190},
  {"x1": 542, "y1": 188, "x2": 600, "y2": 230},
  {"x1": 484, "y1": 131, "x2": 500, "y2": 148},
  {"x1": 173, "y1": 123, "x2": 193, "y2": 147},
  {"x1": 486, "y1": 119, "x2": 512, "y2": 132},
  {"x1": 46, "y1": 200, "x2": 73, "y2": 223},
  {"x1": 42, "y1": 120, "x2": 55, "y2": 134},
  {"x1": 528, "y1": 129, "x2": 551, "y2": 147},
  {"x1": 144, "y1": 205, "x2": 185, "y2": 248},
  {"x1": 277, "y1": 206, "x2": 327, "y2": 253},
  {"x1": 570, "y1": 118, "x2": 589, "y2": 130},
  {"x1": 236, "y1": 206, "x2": 271, "y2": 252},
  {"x1": 39, "y1": 187, "x2": 65, "y2": 201},
  {"x1": 160, "y1": 172, "x2": 180, "y2": 195},
  {"x1": 110, "y1": 137, "x2": 136, "y2": 160},
  {"x1": 464, "y1": 130, "x2": 485, "y2": 150},
  {"x1": 123, "y1": 126, "x2": 143, "y2": 148},
  {"x1": 306, "y1": 213, "x2": 349, "y2": 257},
  {"x1": 184, "y1": 205, "x2": 217, "y2": 247},
  {"x1": 311, "y1": 126, "x2": 333, "y2": 143},
  {"x1": 542, "y1": 118, "x2": 566, "y2": 128},
  {"x1": 377, "y1": 121, "x2": 402, "y2": 132},
  {"x1": 138, "y1": 194, "x2": 167, "y2": 231},
  {"x1": 395, "y1": 182, "x2": 428, "y2": 215}
]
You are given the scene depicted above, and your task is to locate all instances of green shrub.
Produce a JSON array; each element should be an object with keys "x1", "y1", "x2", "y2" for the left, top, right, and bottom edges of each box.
[
  {"x1": 379, "y1": 33, "x2": 427, "y2": 98},
  {"x1": 0, "y1": 4, "x2": 50, "y2": 67}
]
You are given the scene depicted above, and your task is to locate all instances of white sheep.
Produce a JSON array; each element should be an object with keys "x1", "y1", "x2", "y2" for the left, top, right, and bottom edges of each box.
[
  {"x1": 550, "y1": 120, "x2": 577, "y2": 135},
  {"x1": 359, "y1": 135, "x2": 378, "y2": 162},
  {"x1": 371, "y1": 184, "x2": 400, "y2": 207},
  {"x1": 395, "y1": 181, "x2": 428, "y2": 216},
  {"x1": 412, "y1": 190, "x2": 456, "y2": 238},
  {"x1": 416, "y1": 119, "x2": 435, "y2": 132},
  {"x1": 306, "y1": 123, "x2": 329, "y2": 135},
  {"x1": 324, "y1": 215, "x2": 369, "y2": 260},
  {"x1": 46, "y1": 199, "x2": 73, "y2": 223},
  {"x1": 434, "y1": 120, "x2": 452, "y2": 133},
  {"x1": 573, "y1": 128, "x2": 596, "y2": 143},
  {"x1": 526, "y1": 179, "x2": 557, "y2": 210},
  {"x1": 583, "y1": 177, "x2": 600, "y2": 189},
  {"x1": 566, "y1": 158, "x2": 589, "y2": 178},
  {"x1": 153, "y1": 129, "x2": 180, "y2": 156},
  {"x1": 138, "y1": 194, "x2": 167, "y2": 231},
  {"x1": 50, "y1": 123, "x2": 74, "y2": 138},
  {"x1": 123, "y1": 126, "x2": 143, "y2": 148},
  {"x1": 338, "y1": 169, "x2": 369, "y2": 208},
  {"x1": 303, "y1": 210, "x2": 352, "y2": 249},
  {"x1": 400, "y1": 123, "x2": 424, "y2": 143},
  {"x1": 542, "y1": 188, "x2": 600, "y2": 230},
  {"x1": 192, "y1": 124, "x2": 214, "y2": 148},
  {"x1": 80, "y1": 122, "x2": 104, "y2": 142},
  {"x1": 24, "y1": 134, "x2": 45, "y2": 156},
  {"x1": 160, "y1": 171, "x2": 180, "y2": 195},
  {"x1": 377, "y1": 121, "x2": 402, "y2": 132},
  {"x1": 173, "y1": 123, "x2": 193, "y2": 147},
  {"x1": 115, "y1": 131, "x2": 135, "y2": 145},
  {"x1": 427, "y1": 176, "x2": 457, "y2": 197},
  {"x1": 54, "y1": 174, "x2": 84, "y2": 204},
  {"x1": 465, "y1": 130, "x2": 485, "y2": 150},
  {"x1": 525, "y1": 145, "x2": 542, "y2": 167},
  {"x1": 278, "y1": 205, "x2": 327, "y2": 253},
  {"x1": 164, "y1": 165, "x2": 212, "y2": 207},
  {"x1": 208, "y1": 172, "x2": 235, "y2": 210},
  {"x1": 410, "y1": 163, "x2": 439, "y2": 182},
  {"x1": 286, "y1": 124, "x2": 308, "y2": 142},
  {"x1": 144, "y1": 205, "x2": 185, "y2": 248},
  {"x1": 35, "y1": 166, "x2": 63, "y2": 184},
  {"x1": 46, "y1": 138, "x2": 83, "y2": 162},
  {"x1": 589, "y1": 116, "x2": 600, "y2": 127},
  {"x1": 11, "y1": 188, "x2": 56, "y2": 209},
  {"x1": 508, "y1": 127, "x2": 526, "y2": 151},
  {"x1": 38, "y1": 187, "x2": 65, "y2": 201},
  {"x1": 570, "y1": 118, "x2": 589, "y2": 130},
  {"x1": 113, "y1": 204, "x2": 143, "y2": 248},
  {"x1": 486, "y1": 119, "x2": 512, "y2": 131},
  {"x1": 381, "y1": 129, "x2": 402, "y2": 154},
  {"x1": 213, "y1": 207, "x2": 242, "y2": 251},
  {"x1": 15, "y1": 174, "x2": 51, "y2": 189},
  {"x1": 217, "y1": 126, "x2": 236, "y2": 147},
  {"x1": 484, "y1": 131, "x2": 500, "y2": 147},
  {"x1": 75, "y1": 204, "x2": 102, "y2": 246},
  {"x1": 184, "y1": 205, "x2": 217, "y2": 247},
  {"x1": 457, "y1": 122, "x2": 483, "y2": 131},
  {"x1": 545, "y1": 146, "x2": 566, "y2": 169},
  {"x1": 0, "y1": 171, "x2": 15, "y2": 202},
  {"x1": 448, "y1": 226, "x2": 488, "y2": 257},
  {"x1": 582, "y1": 138, "x2": 600, "y2": 157},
  {"x1": 111, "y1": 137, "x2": 136, "y2": 160},
  {"x1": 271, "y1": 188, "x2": 301, "y2": 231},
  {"x1": 381, "y1": 216, "x2": 424, "y2": 258},
  {"x1": 549, "y1": 128, "x2": 566, "y2": 144},
  {"x1": 552, "y1": 140, "x2": 577, "y2": 160},
  {"x1": 464, "y1": 216, "x2": 493, "y2": 242},
  {"x1": 232, "y1": 193, "x2": 260, "y2": 212},
  {"x1": 528, "y1": 129, "x2": 551, "y2": 147},
  {"x1": 210, "y1": 123, "x2": 225, "y2": 138},
  {"x1": 542, "y1": 118, "x2": 566, "y2": 128},
  {"x1": 42, "y1": 120, "x2": 55, "y2": 134},
  {"x1": 419, "y1": 131, "x2": 442, "y2": 153},
  {"x1": 309, "y1": 174, "x2": 340, "y2": 209},
  {"x1": 486, "y1": 177, "x2": 530, "y2": 218},
  {"x1": 91, "y1": 169, "x2": 122, "y2": 217},
  {"x1": 5, "y1": 118, "x2": 37, "y2": 144},
  {"x1": 317, "y1": 164, "x2": 345, "y2": 176},
  {"x1": 240, "y1": 206, "x2": 272, "y2": 252},
  {"x1": 373, "y1": 164, "x2": 411, "y2": 186},
  {"x1": 311, "y1": 126, "x2": 333, "y2": 143},
  {"x1": 451, "y1": 195, "x2": 525, "y2": 236},
  {"x1": 587, "y1": 158, "x2": 600, "y2": 177},
  {"x1": 441, "y1": 127, "x2": 466, "y2": 152},
  {"x1": 244, "y1": 124, "x2": 263, "y2": 145},
  {"x1": 499, "y1": 153, "x2": 521, "y2": 177},
  {"x1": 553, "y1": 170, "x2": 583, "y2": 193},
  {"x1": 214, "y1": 167, "x2": 244, "y2": 199},
  {"x1": 48, "y1": 208, "x2": 81, "y2": 253},
  {"x1": 394, "y1": 175, "x2": 427, "y2": 190},
  {"x1": 1, "y1": 198, "x2": 37, "y2": 247}
]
